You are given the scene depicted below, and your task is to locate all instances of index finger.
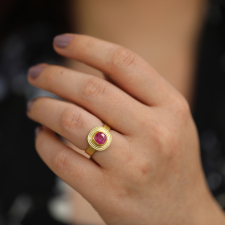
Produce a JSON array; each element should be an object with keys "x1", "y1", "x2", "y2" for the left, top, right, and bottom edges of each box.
[{"x1": 53, "y1": 34, "x2": 178, "y2": 106}]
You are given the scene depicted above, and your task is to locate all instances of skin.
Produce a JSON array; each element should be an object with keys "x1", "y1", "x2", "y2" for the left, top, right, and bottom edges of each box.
[
  {"x1": 67, "y1": 1, "x2": 207, "y2": 223},
  {"x1": 27, "y1": 34, "x2": 225, "y2": 225}
]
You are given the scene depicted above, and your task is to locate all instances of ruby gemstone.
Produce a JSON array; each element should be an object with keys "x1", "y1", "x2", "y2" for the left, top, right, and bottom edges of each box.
[{"x1": 94, "y1": 132, "x2": 107, "y2": 145}]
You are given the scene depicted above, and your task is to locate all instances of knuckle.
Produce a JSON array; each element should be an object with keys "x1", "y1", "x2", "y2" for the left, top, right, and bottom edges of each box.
[
  {"x1": 79, "y1": 36, "x2": 95, "y2": 55},
  {"x1": 81, "y1": 77, "x2": 106, "y2": 99},
  {"x1": 153, "y1": 122, "x2": 179, "y2": 159},
  {"x1": 84, "y1": 37, "x2": 95, "y2": 50},
  {"x1": 54, "y1": 148, "x2": 70, "y2": 170},
  {"x1": 54, "y1": 149, "x2": 84, "y2": 178},
  {"x1": 60, "y1": 106, "x2": 84, "y2": 132},
  {"x1": 111, "y1": 47, "x2": 135, "y2": 71},
  {"x1": 173, "y1": 95, "x2": 191, "y2": 119},
  {"x1": 45, "y1": 66, "x2": 63, "y2": 88}
]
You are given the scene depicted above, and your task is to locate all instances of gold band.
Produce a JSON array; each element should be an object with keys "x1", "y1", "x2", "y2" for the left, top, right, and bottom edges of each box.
[{"x1": 85, "y1": 124, "x2": 111, "y2": 156}]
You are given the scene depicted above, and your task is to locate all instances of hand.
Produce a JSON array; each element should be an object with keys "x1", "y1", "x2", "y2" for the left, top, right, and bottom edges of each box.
[{"x1": 27, "y1": 34, "x2": 225, "y2": 225}]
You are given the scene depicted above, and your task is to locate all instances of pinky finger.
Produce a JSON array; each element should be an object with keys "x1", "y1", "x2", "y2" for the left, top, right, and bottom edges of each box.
[{"x1": 35, "y1": 126, "x2": 104, "y2": 201}]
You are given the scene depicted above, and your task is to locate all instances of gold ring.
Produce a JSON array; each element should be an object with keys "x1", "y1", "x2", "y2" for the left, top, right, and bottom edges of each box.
[{"x1": 85, "y1": 124, "x2": 112, "y2": 156}]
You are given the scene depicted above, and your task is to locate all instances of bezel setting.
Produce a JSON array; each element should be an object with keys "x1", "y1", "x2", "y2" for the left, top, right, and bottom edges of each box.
[{"x1": 87, "y1": 126, "x2": 112, "y2": 151}]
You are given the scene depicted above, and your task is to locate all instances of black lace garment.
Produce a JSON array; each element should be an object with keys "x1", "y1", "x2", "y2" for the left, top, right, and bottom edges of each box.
[{"x1": 0, "y1": 1, "x2": 225, "y2": 224}]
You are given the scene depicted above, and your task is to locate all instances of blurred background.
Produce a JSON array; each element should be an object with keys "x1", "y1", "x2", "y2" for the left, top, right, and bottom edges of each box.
[
  {"x1": 0, "y1": 0, "x2": 225, "y2": 225},
  {"x1": 0, "y1": 1, "x2": 71, "y2": 225}
]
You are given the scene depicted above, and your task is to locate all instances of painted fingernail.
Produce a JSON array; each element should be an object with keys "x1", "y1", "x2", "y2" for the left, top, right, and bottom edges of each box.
[
  {"x1": 27, "y1": 98, "x2": 38, "y2": 112},
  {"x1": 35, "y1": 126, "x2": 43, "y2": 138},
  {"x1": 53, "y1": 35, "x2": 73, "y2": 48},
  {"x1": 28, "y1": 65, "x2": 44, "y2": 79}
]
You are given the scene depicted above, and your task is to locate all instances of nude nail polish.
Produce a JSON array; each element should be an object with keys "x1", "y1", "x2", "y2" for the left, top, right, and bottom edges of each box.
[
  {"x1": 28, "y1": 65, "x2": 44, "y2": 79},
  {"x1": 54, "y1": 35, "x2": 73, "y2": 48}
]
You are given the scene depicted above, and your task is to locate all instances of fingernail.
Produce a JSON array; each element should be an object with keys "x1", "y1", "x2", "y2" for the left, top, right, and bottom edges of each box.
[
  {"x1": 28, "y1": 65, "x2": 44, "y2": 79},
  {"x1": 35, "y1": 126, "x2": 43, "y2": 138},
  {"x1": 54, "y1": 35, "x2": 73, "y2": 48},
  {"x1": 27, "y1": 98, "x2": 38, "y2": 112}
]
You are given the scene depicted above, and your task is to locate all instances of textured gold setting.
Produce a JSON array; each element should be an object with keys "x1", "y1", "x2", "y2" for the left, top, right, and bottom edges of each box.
[
  {"x1": 88, "y1": 126, "x2": 112, "y2": 151},
  {"x1": 85, "y1": 124, "x2": 112, "y2": 156}
]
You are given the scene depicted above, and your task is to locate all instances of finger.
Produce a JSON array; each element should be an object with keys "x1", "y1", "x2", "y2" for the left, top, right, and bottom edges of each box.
[
  {"x1": 28, "y1": 64, "x2": 145, "y2": 135},
  {"x1": 35, "y1": 126, "x2": 103, "y2": 201},
  {"x1": 53, "y1": 34, "x2": 178, "y2": 106},
  {"x1": 27, "y1": 97, "x2": 126, "y2": 168}
]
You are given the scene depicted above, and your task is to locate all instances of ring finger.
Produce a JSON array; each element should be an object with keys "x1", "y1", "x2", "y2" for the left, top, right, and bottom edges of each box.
[{"x1": 27, "y1": 97, "x2": 127, "y2": 168}]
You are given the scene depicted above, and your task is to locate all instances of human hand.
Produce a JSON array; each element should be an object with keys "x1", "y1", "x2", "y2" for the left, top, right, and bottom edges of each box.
[{"x1": 27, "y1": 34, "x2": 225, "y2": 225}]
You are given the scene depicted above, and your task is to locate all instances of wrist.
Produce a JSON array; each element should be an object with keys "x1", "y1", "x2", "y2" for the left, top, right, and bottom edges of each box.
[{"x1": 186, "y1": 179, "x2": 225, "y2": 225}]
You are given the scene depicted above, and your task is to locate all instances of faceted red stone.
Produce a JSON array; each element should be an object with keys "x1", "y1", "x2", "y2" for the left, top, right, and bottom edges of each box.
[{"x1": 94, "y1": 132, "x2": 107, "y2": 145}]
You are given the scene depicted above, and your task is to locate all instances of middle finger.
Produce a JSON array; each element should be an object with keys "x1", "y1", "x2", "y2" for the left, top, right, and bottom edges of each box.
[{"x1": 28, "y1": 64, "x2": 145, "y2": 135}]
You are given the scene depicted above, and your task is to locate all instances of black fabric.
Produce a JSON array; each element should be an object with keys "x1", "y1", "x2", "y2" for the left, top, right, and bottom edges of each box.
[
  {"x1": 0, "y1": 1, "x2": 69, "y2": 224},
  {"x1": 194, "y1": 2, "x2": 225, "y2": 201}
]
